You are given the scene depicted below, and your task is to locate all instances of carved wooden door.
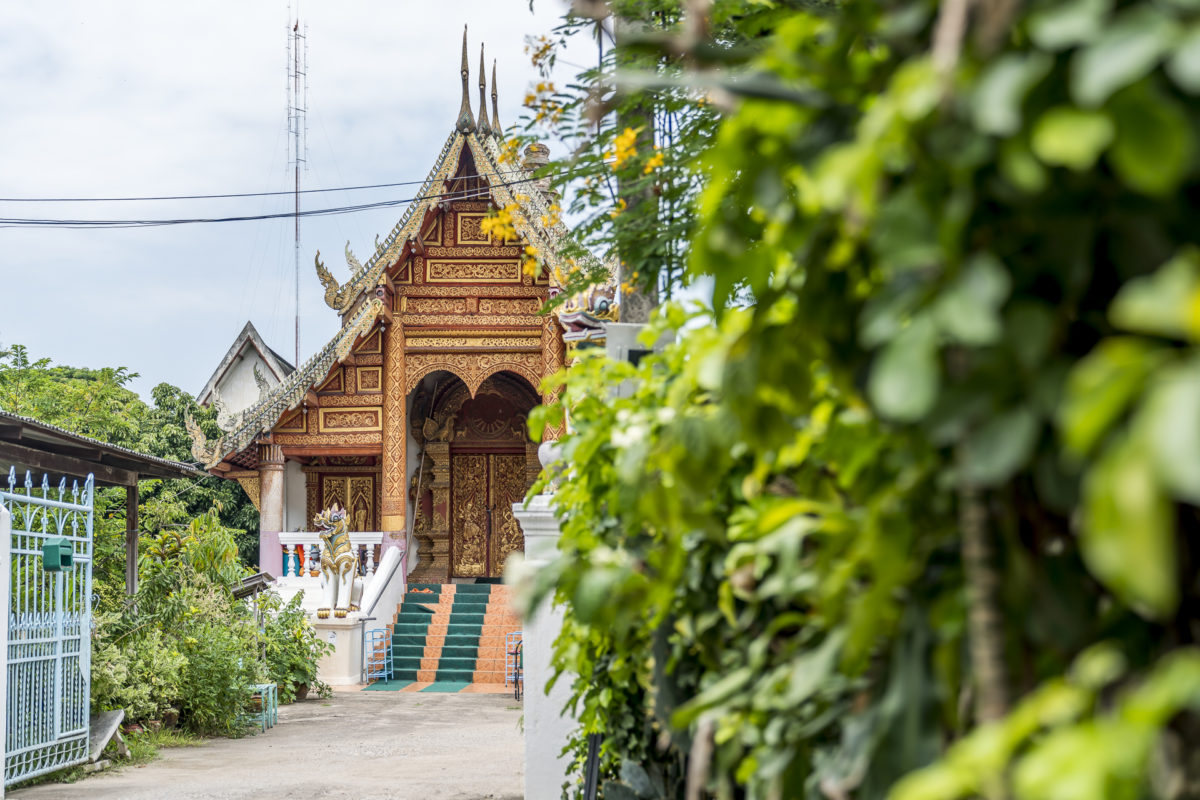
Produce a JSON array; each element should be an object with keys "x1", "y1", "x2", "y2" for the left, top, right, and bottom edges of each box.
[
  {"x1": 450, "y1": 452, "x2": 526, "y2": 578},
  {"x1": 319, "y1": 474, "x2": 375, "y2": 532}
]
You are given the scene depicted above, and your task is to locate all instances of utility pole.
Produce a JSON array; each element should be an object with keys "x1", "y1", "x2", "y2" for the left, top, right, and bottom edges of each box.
[{"x1": 287, "y1": 9, "x2": 308, "y2": 367}]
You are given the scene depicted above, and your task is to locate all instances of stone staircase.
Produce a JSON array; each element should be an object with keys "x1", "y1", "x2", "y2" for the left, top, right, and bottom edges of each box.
[{"x1": 390, "y1": 583, "x2": 521, "y2": 686}]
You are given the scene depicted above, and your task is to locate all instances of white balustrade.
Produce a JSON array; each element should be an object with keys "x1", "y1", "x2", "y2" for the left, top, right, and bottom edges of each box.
[{"x1": 277, "y1": 532, "x2": 386, "y2": 579}]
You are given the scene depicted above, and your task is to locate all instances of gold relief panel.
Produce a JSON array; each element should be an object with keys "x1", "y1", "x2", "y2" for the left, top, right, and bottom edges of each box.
[
  {"x1": 404, "y1": 285, "x2": 544, "y2": 298},
  {"x1": 426, "y1": 246, "x2": 521, "y2": 259},
  {"x1": 478, "y1": 297, "x2": 543, "y2": 314},
  {"x1": 491, "y1": 453, "x2": 527, "y2": 571},
  {"x1": 407, "y1": 336, "x2": 542, "y2": 350},
  {"x1": 403, "y1": 296, "x2": 467, "y2": 314},
  {"x1": 422, "y1": 215, "x2": 442, "y2": 245},
  {"x1": 398, "y1": 314, "x2": 543, "y2": 327},
  {"x1": 357, "y1": 366, "x2": 382, "y2": 393},
  {"x1": 318, "y1": 406, "x2": 382, "y2": 433},
  {"x1": 355, "y1": 327, "x2": 383, "y2": 354},
  {"x1": 451, "y1": 200, "x2": 489, "y2": 212},
  {"x1": 317, "y1": 367, "x2": 345, "y2": 394},
  {"x1": 456, "y1": 213, "x2": 491, "y2": 245},
  {"x1": 274, "y1": 407, "x2": 307, "y2": 433},
  {"x1": 426, "y1": 259, "x2": 521, "y2": 284},
  {"x1": 451, "y1": 453, "x2": 488, "y2": 577}
]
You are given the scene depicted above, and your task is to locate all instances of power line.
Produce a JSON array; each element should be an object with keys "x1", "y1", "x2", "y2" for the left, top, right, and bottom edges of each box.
[
  {"x1": 0, "y1": 171, "x2": 569, "y2": 230},
  {"x1": 0, "y1": 165, "x2": 535, "y2": 204}
]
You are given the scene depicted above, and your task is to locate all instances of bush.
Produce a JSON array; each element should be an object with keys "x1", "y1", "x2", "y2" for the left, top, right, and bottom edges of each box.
[
  {"x1": 91, "y1": 616, "x2": 185, "y2": 724},
  {"x1": 260, "y1": 592, "x2": 333, "y2": 703}
]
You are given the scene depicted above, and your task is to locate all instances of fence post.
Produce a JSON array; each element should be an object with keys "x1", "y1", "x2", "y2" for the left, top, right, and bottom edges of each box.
[
  {"x1": 1, "y1": 504, "x2": 10, "y2": 799},
  {"x1": 512, "y1": 443, "x2": 576, "y2": 800}
]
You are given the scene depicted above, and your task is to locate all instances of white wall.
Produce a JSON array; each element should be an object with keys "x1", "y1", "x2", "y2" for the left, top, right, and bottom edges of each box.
[
  {"x1": 282, "y1": 459, "x2": 306, "y2": 532},
  {"x1": 217, "y1": 350, "x2": 277, "y2": 416}
]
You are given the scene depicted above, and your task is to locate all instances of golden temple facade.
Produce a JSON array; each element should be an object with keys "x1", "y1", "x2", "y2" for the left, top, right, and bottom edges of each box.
[{"x1": 191, "y1": 29, "x2": 614, "y2": 583}]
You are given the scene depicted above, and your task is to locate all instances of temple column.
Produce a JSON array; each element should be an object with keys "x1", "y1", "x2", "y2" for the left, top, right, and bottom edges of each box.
[
  {"x1": 381, "y1": 322, "x2": 407, "y2": 537},
  {"x1": 258, "y1": 443, "x2": 285, "y2": 577}
]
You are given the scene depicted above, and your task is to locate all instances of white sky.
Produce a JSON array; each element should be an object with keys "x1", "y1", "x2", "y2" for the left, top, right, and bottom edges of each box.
[{"x1": 0, "y1": 1, "x2": 583, "y2": 400}]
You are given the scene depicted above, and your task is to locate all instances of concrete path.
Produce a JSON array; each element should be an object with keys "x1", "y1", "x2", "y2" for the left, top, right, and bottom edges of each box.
[{"x1": 12, "y1": 689, "x2": 524, "y2": 800}]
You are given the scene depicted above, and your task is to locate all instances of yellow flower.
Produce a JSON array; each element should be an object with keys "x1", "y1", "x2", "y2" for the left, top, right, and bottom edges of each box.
[
  {"x1": 479, "y1": 204, "x2": 519, "y2": 242},
  {"x1": 610, "y1": 127, "x2": 639, "y2": 169},
  {"x1": 644, "y1": 150, "x2": 665, "y2": 174},
  {"x1": 609, "y1": 198, "x2": 628, "y2": 219}
]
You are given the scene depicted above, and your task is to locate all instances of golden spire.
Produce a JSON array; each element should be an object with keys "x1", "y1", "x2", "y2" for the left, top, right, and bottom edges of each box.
[
  {"x1": 476, "y1": 43, "x2": 492, "y2": 137},
  {"x1": 455, "y1": 25, "x2": 476, "y2": 134},
  {"x1": 491, "y1": 59, "x2": 501, "y2": 137}
]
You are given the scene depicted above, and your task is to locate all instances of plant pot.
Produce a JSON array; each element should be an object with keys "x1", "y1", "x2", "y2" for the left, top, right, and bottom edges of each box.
[
  {"x1": 294, "y1": 682, "x2": 310, "y2": 701},
  {"x1": 162, "y1": 709, "x2": 179, "y2": 729},
  {"x1": 308, "y1": 569, "x2": 320, "y2": 578},
  {"x1": 123, "y1": 723, "x2": 144, "y2": 735}
]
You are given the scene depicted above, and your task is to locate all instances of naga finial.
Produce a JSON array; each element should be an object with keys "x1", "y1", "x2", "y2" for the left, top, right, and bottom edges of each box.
[
  {"x1": 315, "y1": 250, "x2": 348, "y2": 310},
  {"x1": 476, "y1": 43, "x2": 492, "y2": 137},
  {"x1": 253, "y1": 364, "x2": 271, "y2": 399},
  {"x1": 185, "y1": 412, "x2": 225, "y2": 468},
  {"x1": 345, "y1": 240, "x2": 363, "y2": 275},
  {"x1": 455, "y1": 25, "x2": 476, "y2": 133},
  {"x1": 491, "y1": 59, "x2": 501, "y2": 137}
]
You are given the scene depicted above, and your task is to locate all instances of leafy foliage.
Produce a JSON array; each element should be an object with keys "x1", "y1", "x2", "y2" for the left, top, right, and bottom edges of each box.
[{"x1": 524, "y1": 0, "x2": 1200, "y2": 797}]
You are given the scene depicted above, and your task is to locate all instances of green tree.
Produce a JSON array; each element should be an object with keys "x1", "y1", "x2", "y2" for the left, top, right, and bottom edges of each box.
[{"x1": 525, "y1": 1, "x2": 1200, "y2": 798}]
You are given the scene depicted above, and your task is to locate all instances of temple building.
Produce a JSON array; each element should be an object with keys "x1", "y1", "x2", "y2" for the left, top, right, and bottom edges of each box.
[{"x1": 191, "y1": 30, "x2": 616, "y2": 586}]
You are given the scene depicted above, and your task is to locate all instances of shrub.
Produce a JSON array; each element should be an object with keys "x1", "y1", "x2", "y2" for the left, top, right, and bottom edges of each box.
[
  {"x1": 91, "y1": 615, "x2": 185, "y2": 724},
  {"x1": 260, "y1": 592, "x2": 333, "y2": 703}
]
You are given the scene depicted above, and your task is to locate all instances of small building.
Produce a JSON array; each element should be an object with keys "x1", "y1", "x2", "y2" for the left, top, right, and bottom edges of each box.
[{"x1": 191, "y1": 32, "x2": 616, "y2": 588}]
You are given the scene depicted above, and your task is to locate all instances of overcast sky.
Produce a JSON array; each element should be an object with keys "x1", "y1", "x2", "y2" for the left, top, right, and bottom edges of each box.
[{"x1": 0, "y1": 1, "x2": 582, "y2": 400}]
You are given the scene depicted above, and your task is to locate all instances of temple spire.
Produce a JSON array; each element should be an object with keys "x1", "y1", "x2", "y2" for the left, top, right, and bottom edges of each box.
[
  {"x1": 455, "y1": 25, "x2": 476, "y2": 133},
  {"x1": 491, "y1": 59, "x2": 501, "y2": 137},
  {"x1": 476, "y1": 44, "x2": 492, "y2": 137}
]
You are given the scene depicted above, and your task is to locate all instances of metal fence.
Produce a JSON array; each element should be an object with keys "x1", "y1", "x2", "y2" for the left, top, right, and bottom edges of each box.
[{"x1": 1, "y1": 468, "x2": 94, "y2": 786}]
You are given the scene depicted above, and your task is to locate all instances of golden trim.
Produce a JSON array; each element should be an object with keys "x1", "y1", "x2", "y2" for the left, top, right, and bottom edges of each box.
[{"x1": 318, "y1": 406, "x2": 383, "y2": 433}]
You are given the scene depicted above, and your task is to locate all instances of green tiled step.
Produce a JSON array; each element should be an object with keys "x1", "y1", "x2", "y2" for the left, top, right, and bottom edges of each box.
[{"x1": 451, "y1": 583, "x2": 493, "y2": 593}]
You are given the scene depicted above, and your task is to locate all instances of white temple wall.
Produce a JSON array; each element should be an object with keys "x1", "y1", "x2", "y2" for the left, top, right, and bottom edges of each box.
[
  {"x1": 216, "y1": 350, "x2": 276, "y2": 416},
  {"x1": 282, "y1": 460, "x2": 306, "y2": 532}
]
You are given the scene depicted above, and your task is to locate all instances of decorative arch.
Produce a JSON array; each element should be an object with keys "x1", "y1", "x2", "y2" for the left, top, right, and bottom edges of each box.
[{"x1": 402, "y1": 352, "x2": 543, "y2": 398}]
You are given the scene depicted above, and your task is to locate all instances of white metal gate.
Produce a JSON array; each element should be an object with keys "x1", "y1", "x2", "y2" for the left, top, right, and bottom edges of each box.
[{"x1": 1, "y1": 468, "x2": 94, "y2": 785}]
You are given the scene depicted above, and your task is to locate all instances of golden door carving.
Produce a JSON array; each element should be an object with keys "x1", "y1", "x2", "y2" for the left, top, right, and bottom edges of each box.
[
  {"x1": 319, "y1": 474, "x2": 375, "y2": 531},
  {"x1": 490, "y1": 454, "x2": 527, "y2": 573},
  {"x1": 450, "y1": 453, "x2": 526, "y2": 578}
]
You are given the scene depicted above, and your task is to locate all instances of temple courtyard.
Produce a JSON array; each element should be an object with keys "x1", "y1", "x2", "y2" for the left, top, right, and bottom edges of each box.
[{"x1": 10, "y1": 690, "x2": 524, "y2": 800}]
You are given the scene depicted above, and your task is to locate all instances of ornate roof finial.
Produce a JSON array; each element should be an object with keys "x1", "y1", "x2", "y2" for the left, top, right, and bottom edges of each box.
[
  {"x1": 491, "y1": 59, "x2": 501, "y2": 137},
  {"x1": 476, "y1": 43, "x2": 492, "y2": 137},
  {"x1": 455, "y1": 25, "x2": 476, "y2": 134}
]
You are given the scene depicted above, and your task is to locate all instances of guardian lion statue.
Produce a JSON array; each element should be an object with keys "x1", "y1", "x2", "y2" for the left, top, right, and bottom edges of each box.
[{"x1": 313, "y1": 505, "x2": 363, "y2": 619}]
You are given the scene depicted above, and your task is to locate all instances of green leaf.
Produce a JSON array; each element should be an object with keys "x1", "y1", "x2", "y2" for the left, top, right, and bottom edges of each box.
[
  {"x1": 1029, "y1": 0, "x2": 1112, "y2": 50},
  {"x1": 932, "y1": 253, "x2": 1013, "y2": 346},
  {"x1": 1166, "y1": 24, "x2": 1200, "y2": 93},
  {"x1": 973, "y1": 53, "x2": 1052, "y2": 136},
  {"x1": 1140, "y1": 359, "x2": 1200, "y2": 504},
  {"x1": 1071, "y1": 6, "x2": 1179, "y2": 107},
  {"x1": 672, "y1": 666, "x2": 754, "y2": 727},
  {"x1": 1032, "y1": 107, "x2": 1114, "y2": 170},
  {"x1": 1109, "y1": 248, "x2": 1200, "y2": 339},
  {"x1": 960, "y1": 407, "x2": 1040, "y2": 487},
  {"x1": 868, "y1": 317, "x2": 940, "y2": 422},
  {"x1": 1059, "y1": 337, "x2": 1163, "y2": 455},
  {"x1": 1108, "y1": 85, "x2": 1193, "y2": 196},
  {"x1": 1081, "y1": 433, "x2": 1177, "y2": 620}
]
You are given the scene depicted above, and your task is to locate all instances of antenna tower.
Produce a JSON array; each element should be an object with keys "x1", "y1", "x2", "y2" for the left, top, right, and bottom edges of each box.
[{"x1": 286, "y1": 9, "x2": 308, "y2": 367}]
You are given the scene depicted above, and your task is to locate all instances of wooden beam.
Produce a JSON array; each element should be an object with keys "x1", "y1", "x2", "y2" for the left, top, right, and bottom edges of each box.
[
  {"x1": 0, "y1": 441, "x2": 137, "y2": 487},
  {"x1": 126, "y1": 484, "x2": 138, "y2": 597}
]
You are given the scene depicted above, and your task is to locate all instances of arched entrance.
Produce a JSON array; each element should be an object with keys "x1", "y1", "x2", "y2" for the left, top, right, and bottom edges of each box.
[{"x1": 411, "y1": 371, "x2": 539, "y2": 581}]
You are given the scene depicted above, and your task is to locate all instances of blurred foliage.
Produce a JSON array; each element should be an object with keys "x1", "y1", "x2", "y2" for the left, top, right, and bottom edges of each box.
[{"x1": 523, "y1": 0, "x2": 1200, "y2": 798}]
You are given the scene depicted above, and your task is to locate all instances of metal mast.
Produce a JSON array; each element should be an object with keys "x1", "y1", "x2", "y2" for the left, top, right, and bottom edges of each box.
[{"x1": 287, "y1": 10, "x2": 308, "y2": 367}]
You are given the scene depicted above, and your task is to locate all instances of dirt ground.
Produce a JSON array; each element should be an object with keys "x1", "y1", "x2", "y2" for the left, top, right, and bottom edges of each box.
[{"x1": 10, "y1": 688, "x2": 524, "y2": 800}]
